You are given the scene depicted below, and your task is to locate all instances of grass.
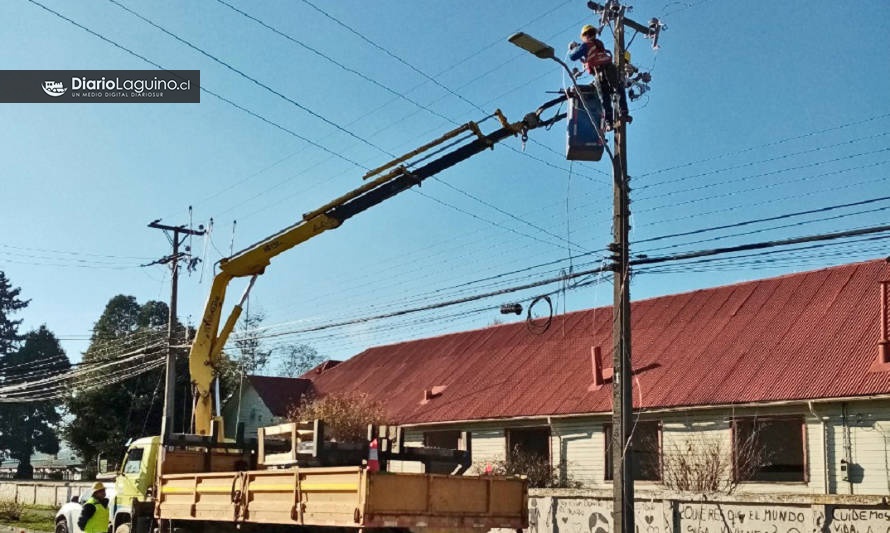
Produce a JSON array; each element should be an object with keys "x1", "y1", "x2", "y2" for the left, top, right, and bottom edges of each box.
[{"x1": 0, "y1": 504, "x2": 57, "y2": 532}]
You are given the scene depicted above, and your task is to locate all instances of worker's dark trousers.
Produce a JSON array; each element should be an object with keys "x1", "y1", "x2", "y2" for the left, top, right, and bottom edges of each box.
[{"x1": 594, "y1": 63, "x2": 628, "y2": 126}]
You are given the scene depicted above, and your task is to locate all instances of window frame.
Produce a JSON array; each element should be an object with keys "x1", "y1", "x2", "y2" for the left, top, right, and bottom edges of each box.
[
  {"x1": 505, "y1": 426, "x2": 552, "y2": 466},
  {"x1": 731, "y1": 415, "x2": 808, "y2": 484},
  {"x1": 423, "y1": 430, "x2": 462, "y2": 449},
  {"x1": 604, "y1": 420, "x2": 662, "y2": 482},
  {"x1": 122, "y1": 446, "x2": 144, "y2": 475}
]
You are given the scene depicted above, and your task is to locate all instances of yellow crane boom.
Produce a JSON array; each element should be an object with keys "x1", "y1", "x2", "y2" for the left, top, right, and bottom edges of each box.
[{"x1": 186, "y1": 99, "x2": 568, "y2": 436}]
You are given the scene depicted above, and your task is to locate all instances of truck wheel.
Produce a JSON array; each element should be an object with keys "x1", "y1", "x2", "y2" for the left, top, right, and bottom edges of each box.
[
  {"x1": 115, "y1": 524, "x2": 131, "y2": 533},
  {"x1": 54, "y1": 519, "x2": 69, "y2": 533}
]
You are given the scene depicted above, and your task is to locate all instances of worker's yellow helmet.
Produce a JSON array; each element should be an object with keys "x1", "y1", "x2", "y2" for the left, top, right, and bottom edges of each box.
[
  {"x1": 92, "y1": 481, "x2": 106, "y2": 493},
  {"x1": 580, "y1": 24, "x2": 597, "y2": 37}
]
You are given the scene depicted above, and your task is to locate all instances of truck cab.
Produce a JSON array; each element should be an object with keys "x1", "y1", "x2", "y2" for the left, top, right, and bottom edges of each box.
[{"x1": 112, "y1": 437, "x2": 160, "y2": 533}]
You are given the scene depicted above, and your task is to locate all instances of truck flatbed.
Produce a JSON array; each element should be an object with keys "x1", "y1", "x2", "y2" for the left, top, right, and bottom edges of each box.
[{"x1": 157, "y1": 466, "x2": 527, "y2": 530}]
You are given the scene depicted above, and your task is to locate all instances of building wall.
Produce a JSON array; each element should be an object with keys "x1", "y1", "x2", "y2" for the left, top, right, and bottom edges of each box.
[
  {"x1": 407, "y1": 398, "x2": 890, "y2": 495},
  {"x1": 826, "y1": 402, "x2": 890, "y2": 495},
  {"x1": 551, "y1": 417, "x2": 601, "y2": 488},
  {"x1": 221, "y1": 385, "x2": 281, "y2": 439}
]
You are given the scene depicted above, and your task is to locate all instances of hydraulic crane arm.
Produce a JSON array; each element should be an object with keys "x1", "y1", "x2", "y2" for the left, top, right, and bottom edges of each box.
[{"x1": 188, "y1": 97, "x2": 568, "y2": 436}]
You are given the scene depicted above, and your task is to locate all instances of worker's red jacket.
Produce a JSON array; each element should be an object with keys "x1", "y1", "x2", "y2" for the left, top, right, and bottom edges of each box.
[{"x1": 569, "y1": 38, "x2": 612, "y2": 73}]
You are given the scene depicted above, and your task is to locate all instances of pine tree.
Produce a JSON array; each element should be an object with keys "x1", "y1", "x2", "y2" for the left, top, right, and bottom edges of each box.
[
  {"x1": 0, "y1": 326, "x2": 70, "y2": 478},
  {"x1": 0, "y1": 271, "x2": 28, "y2": 357}
]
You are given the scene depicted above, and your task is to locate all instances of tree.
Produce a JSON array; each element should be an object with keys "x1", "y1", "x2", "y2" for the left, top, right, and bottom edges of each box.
[
  {"x1": 274, "y1": 344, "x2": 323, "y2": 378},
  {"x1": 234, "y1": 310, "x2": 271, "y2": 375},
  {"x1": 0, "y1": 326, "x2": 70, "y2": 478},
  {"x1": 0, "y1": 272, "x2": 28, "y2": 357},
  {"x1": 288, "y1": 391, "x2": 390, "y2": 443},
  {"x1": 64, "y1": 295, "x2": 189, "y2": 473},
  {"x1": 215, "y1": 310, "x2": 273, "y2": 408}
]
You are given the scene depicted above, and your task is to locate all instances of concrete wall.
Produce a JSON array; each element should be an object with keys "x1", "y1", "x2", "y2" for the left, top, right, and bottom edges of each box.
[
  {"x1": 0, "y1": 481, "x2": 93, "y2": 507},
  {"x1": 496, "y1": 490, "x2": 890, "y2": 533}
]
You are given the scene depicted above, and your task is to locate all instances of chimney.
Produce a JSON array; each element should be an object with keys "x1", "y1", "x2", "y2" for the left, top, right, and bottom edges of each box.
[
  {"x1": 589, "y1": 346, "x2": 613, "y2": 391},
  {"x1": 881, "y1": 280, "x2": 890, "y2": 364},
  {"x1": 421, "y1": 385, "x2": 447, "y2": 405}
]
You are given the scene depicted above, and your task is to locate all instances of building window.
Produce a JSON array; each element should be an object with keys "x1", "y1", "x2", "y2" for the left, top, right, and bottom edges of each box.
[
  {"x1": 733, "y1": 417, "x2": 806, "y2": 482},
  {"x1": 424, "y1": 430, "x2": 461, "y2": 449},
  {"x1": 423, "y1": 430, "x2": 466, "y2": 474},
  {"x1": 506, "y1": 427, "x2": 551, "y2": 464},
  {"x1": 503, "y1": 427, "x2": 553, "y2": 488},
  {"x1": 604, "y1": 421, "x2": 661, "y2": 481}
]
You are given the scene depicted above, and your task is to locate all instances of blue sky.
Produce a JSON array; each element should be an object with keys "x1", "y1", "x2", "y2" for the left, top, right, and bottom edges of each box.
[{"x1": 2, "y1": 0, "x2": 889, "y2": 369}]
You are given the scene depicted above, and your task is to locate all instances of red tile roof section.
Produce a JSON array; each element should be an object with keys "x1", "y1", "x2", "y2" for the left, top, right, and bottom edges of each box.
[
  {"x1": 247, "y1": 375, "x2": 313, "y2": 417},
  {"x1": 307, "y1": 260, "x2": 890, "y2": 424}
]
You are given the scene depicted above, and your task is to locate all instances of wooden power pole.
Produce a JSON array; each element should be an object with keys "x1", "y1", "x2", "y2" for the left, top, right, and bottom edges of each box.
[
  {"x1": 586, "y1": 1, "x2": 662, "y2": 532},
  {"x1": 148, "y1": 219, "x2": 205, "y2": 443},
  {"x1": 611, "y1": 13, "x2": 635, "y2": 533}
]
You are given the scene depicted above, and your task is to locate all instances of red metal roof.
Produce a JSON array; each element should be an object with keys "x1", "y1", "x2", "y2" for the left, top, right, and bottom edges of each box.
[
  {"x1": 247, "y1": 375, "x2": 313, "y2": 417},
  {"x1": 306, "y1": 259, "x2": 890, "y2": 424}
]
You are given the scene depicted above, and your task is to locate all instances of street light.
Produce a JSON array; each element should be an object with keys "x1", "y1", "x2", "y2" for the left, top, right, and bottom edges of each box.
[
  {"x1": 509, "y1": 32, "x2": 576, "y2": 75},
  {"x1": 508, "y1": 32, "x2": 612, "y2": 161},
  {"x1": 508, "y1": 32, "x2": 555, "y2": 60}
]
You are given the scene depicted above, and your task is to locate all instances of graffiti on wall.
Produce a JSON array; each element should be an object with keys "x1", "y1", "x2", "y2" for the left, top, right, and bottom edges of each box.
[
  {"x1": 677, "y1": 503, "x2": 813, "y2": 533},
  {"x1": 828, "y1": 507, "x2": 890, "y2": 533},
  {"x1": 505, "y1": 497, "x2": 890, "y2": 533},
  {"x1": 526, "y1": 496, "x2": 671, "y2": 533}
]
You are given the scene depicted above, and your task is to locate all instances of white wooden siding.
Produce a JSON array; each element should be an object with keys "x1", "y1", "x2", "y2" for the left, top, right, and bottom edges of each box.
[
  {"x1": 847, "y1": 403, "x2": 890, "y2": 495},
  {"x1": 551, "y1": 418, "x2": 601, "y2": 487},
  {"x1": 221, "y1": 385, "x2": 277, "y2": 439},
  {"x1": 229, "y1": 390, "x2": 890, "y2": 495}
]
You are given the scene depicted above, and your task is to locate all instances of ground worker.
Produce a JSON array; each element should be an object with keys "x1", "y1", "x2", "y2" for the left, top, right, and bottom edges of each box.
[
  {"x1": 77, "y1": 481, "x2": 110, "y2": 533},
  {"x1": 569, "y1": 24, "x2": 631, "y2": 130}
]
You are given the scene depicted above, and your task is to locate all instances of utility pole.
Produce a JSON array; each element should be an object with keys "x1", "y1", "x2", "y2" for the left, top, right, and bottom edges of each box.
[
  {"x1": 611, "y1": 13, "x2": 634, "y2": 531},
  {"x1": 585, "y1": 2, "x2": 662, "y2": 532},
  {"x1": 508, "y1": 6, "x2": 662, "y2": 531},
  {"x1": 147, "y1": 219, "x2": 205, "y2": 443}
]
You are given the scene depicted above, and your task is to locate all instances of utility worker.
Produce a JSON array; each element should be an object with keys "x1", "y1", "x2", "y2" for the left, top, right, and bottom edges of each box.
[
  {"x1": 569, "y1": 24, "x2": 631, "y2": 130},
  {"x1": 78, "y1": 481, "x2": 110, "y2": 533}
]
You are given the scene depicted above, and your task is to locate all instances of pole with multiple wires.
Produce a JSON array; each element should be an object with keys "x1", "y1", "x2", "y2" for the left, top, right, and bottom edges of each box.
[
  {"x1": 511, "y1": 7, "x2": 662, "y2": 530},
  {"x1": 147, "y1": 219, "x2": 205, "y2": 443},
  {"x1": 585, "y1": 2, "x2": 662, "y2": 532}
]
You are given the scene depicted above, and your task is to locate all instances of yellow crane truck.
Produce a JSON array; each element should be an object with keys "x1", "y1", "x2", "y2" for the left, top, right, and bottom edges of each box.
[{"x1": 101, "y1": 95, "x2": 570, "y2": 533}]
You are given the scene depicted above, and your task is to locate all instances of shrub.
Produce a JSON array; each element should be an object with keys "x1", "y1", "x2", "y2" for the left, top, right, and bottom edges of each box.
[
  {"x1": 0, "y1": 500, "x2": 23, "y2": 521},
  {"x1": 288, "y1": 391, "x2": 391, "y2": 443},
  {"x1": 478, "y1": 446, "x2": 582, "y2": 489},
  {"x1": 662, "y1": 432, "x2": 767, "y2": 493}
]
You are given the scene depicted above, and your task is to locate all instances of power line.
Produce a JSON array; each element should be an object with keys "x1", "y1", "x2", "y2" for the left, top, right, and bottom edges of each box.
[
  {"x1": 638, "y1": 158, "x2": 890, "y2": 214},
  {"x1": 26, "y1": 0, "x2": 368, "y2": 169},
  {"x1": 638, "y1": 131, "x2": 890, "y2": 192},
  {"x1": 638, "y1": 146, "x2": 890, "y2": 204},
  {"x1": 107, "y1": 0, "x2": 392, "y2": 158},
  {"x1": 0, "y1": 243, "x2": 151, "y2": 261},
  {"x1": 637, "y1": 195, "x2": 890, "y2": 245},
  {"x1": 637, "y1": 111, "x2": 890, "y2": 179},
  {"x1": 230, "y1": 224, "x2": 890, "y2": 345},
  {"x1": 108, "y1": 0, "x2": 586, "y2": 255},
  {"x1": 213, "y1": 0, "x2": 456, "y2": 125}
]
